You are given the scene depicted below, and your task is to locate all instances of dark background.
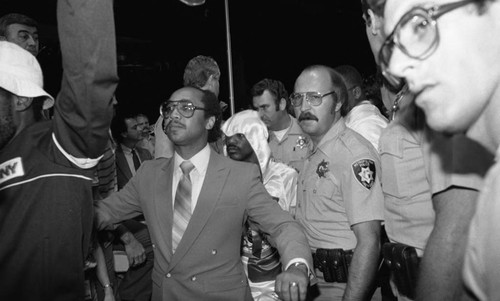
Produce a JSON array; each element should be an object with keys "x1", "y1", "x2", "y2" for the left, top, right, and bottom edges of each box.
[{"x1": 1, "y1": 0, "x2": 376, "y2": 120}]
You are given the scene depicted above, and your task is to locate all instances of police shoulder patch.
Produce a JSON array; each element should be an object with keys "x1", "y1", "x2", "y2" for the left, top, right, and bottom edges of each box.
[{"x1": 351, "y1": 158, "x2": 376, "y2": 190}]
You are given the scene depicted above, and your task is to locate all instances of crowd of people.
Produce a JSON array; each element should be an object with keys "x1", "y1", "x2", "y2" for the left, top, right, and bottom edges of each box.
[{"x1": 1, "y1": 0, "x2": 500, "y2": 301}]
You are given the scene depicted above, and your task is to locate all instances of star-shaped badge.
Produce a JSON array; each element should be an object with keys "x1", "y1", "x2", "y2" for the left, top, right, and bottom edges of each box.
[{"x1": 316, "y1": 159, "x2": 329, "y2": 178}]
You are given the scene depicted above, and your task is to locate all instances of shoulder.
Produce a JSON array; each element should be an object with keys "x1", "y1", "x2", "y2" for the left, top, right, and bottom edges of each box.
[
  {"x1": 136, "y1": 146, "x2": 152, "y2": 157},
  {"x1": 141, "y1": 156, "x2": 170, "y2": 170},
  {"x1": 338, "y1": 128, "x2": 378, "y2": 157},
  {"x1": 211, "y1": 151, "x2": 260, "y2": 173}
]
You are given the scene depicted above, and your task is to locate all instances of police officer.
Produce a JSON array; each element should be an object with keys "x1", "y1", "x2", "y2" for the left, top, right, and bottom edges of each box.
[
  {"x1": 251, "y1": 78, "x2": 312, "y2": 174},
  {"x1": 292, "y1": 65, "x2": 384, "y2": 300}
]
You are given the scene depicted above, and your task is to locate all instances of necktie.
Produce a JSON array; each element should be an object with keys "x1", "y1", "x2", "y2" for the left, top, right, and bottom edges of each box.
[
  {"x1": 172, "y1": 160, "x2": 195, "y2": 252},
  {"x1": 132, "y1": 149, "x2": 141, "y2": 171}
]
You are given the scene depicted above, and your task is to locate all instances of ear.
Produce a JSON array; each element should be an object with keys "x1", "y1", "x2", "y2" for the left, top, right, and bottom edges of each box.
[
  {"x1": 279, "y1": 98, "x2": 287, "y2": 111},
  {"x1": 352, "y1": 86, "x2": 363, "y2": 100},
  {"x1": 13, "y1": 96, "x2": 34, "y2": 112},
  {"x1": 205, "y1": 115, "x2": 216, "y2": 130},
  {"x1": 334, "y1": 100, "x2": 343, "y2": 113}
]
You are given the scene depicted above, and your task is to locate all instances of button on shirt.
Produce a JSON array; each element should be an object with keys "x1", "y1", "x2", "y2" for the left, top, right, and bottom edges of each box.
[{"x1": 171, "y1": 144, "x2": 210, "y2": 212}]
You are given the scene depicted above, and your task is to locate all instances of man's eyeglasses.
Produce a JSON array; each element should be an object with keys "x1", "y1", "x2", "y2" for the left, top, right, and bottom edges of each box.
[
  {"x1": 289, "y1": 91, "x2": 336, "y2": 107},
  {"x1": 378, "y1": 0, "x2": 474, "y2": 88},
  {"x1": 160, "y1": 100, "x2": 207, "y2": 118}
]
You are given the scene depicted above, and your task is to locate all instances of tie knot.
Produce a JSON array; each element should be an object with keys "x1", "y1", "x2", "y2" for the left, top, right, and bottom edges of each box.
[{"x1": 180, "y1": 160, "x2": 195, "y2": 175}]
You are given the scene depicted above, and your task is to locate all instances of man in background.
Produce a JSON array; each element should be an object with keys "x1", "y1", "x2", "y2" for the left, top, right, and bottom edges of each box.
[
  {"x1": 335, "y1": 65, "x2": 388, "y2": 151},
  {"x1": 0, "y1": 13, "x2": 39, "y2": 57},
  {"x1": 251, "y1": 78, "x2": 312, "y2": 174},
  {"x1": 222, "y1": 109, "x2": 299, "y2": 300}
]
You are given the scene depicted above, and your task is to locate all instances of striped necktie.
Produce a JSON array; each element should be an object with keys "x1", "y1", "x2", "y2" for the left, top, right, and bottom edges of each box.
[{"x1": 172, "y1": 160, "x2": 195, "y2": 253}]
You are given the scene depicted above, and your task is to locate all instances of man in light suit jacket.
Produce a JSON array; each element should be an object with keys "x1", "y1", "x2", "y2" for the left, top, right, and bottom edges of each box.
[
  {"x1": 110, "y1": 112, "x2": 154, "y2": 301},
  {"x1": 96, "y1": 87, "x2": 313, "y2": 301}
]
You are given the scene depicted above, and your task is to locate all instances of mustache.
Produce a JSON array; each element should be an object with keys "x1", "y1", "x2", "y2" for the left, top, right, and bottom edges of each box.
[
  {"x1": 298, "y1": 112, "x2": 318, "y2": 122},
  {"x1": 166, "y1": 119, "x2": 185, "y2": 129}
]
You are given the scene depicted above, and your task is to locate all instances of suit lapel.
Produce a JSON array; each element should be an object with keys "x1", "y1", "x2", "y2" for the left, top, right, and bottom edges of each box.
[
  {"x1": 168, "y1": 151, "x2": 229, "y2": 270},
  {"x1": 154, "y1": 158, "x2": 175, "y2": 262},
  {"x1": 115, "y1": 145, "x2": 133, "y2": 180}
]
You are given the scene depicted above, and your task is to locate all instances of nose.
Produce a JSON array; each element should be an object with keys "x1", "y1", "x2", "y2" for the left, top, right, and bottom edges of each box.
[
  {"x1": 225, "y1": 135, "x2": 236, "y2": 146},
  {"x1": 169, "y1": 105, "x2": 182, "y2": 119},
  {"x1": 300, "y1": 97, "x2": 312, "y2": 112},
  {"x1": 387, "y1": 47, "x2": 414, "y2": 81}
]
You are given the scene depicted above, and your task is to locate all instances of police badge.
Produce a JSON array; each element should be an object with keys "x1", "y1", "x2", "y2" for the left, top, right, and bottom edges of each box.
[
  {"x1": 316, "y1": 160, "x2": 329, "y2": 178},
  {"x1": 352, "y1": 159, "x2": 376, "y2": 189},
  {"x1": 295, "y1": 136, "x2": 308, "y2": 149}
]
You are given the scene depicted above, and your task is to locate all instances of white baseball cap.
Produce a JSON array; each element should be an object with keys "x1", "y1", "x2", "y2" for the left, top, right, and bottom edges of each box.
[{"x1": 0, "y1": 41, "x2": 54, "y2": 109}]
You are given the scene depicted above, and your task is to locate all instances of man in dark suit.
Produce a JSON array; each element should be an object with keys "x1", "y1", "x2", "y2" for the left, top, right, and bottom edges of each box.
[
  {"x1": 95, "y1": 86, "x2": 313, "y2": 301},
  {"x1": 110, "y1": 112, "x2": 154, "y2": 301}
]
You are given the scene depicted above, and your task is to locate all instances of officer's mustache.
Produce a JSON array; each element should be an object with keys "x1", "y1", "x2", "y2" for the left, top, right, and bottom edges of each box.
[{"x1": 298, "y1": 112, "x2": 318, "y2": 122}]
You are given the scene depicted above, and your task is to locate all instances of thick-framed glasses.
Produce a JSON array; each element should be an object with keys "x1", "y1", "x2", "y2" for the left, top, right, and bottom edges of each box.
[
  {"x1": 379, "y1": 0, "x2": 474, "y2": 88},
  {"x1": 290, "y1": 91, "x2": 336, "y2": 107},
  {"x1": 160, "y1": 100, "x2": 207, "y2": 118}
]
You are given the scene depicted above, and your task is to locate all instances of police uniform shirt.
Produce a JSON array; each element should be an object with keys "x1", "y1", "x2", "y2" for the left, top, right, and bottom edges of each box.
[
  {"x1": 268, "y1": 115, "x2": 312, "y2": 174},
  {"x1": 379, "y1": 121, "x2": 434, "y2": 255},
  {"x1": 295, "y1": 118, "x2": 384, "y2": 251},
  {"x1": 463, "y1": 147, "x2": 500, "y2": 301}
]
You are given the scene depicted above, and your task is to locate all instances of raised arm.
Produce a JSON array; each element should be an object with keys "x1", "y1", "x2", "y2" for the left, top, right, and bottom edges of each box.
[{"x1": 53, "y1": 0, "x2": 119, "y2": 166}]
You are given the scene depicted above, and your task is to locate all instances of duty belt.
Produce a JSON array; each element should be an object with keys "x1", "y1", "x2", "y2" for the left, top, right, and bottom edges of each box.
[{"x1": 312, "y1": 248, "x2": 353, "y2": 283}]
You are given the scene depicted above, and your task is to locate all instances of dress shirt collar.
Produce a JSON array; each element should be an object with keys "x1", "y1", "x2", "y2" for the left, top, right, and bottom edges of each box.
[
  {"x1": 174, "y1": 143, "x2": 211, "y2": 176},
  {"x1": 120, "y1": 143, "x2": 135, "y2": 155}
]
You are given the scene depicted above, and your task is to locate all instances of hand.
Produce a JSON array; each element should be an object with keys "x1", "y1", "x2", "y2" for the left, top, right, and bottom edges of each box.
[
  {"x1": 275, "y1": 264, "x2": 309, "y2": 301},
  {"x1": 123, "y1": 234, "x2": 146, "y2": 267}
]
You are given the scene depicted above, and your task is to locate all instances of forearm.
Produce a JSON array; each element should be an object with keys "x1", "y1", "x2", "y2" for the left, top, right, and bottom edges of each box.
[
  {"x1": 343, "y1": 241, "x2": 380, "y2": 301},
  {"x1": 416, "y1": 188, "x2": 478, "y2": 301},
  {"x1": 94, "y1": 243, "x2": 113, "y2": 291}
]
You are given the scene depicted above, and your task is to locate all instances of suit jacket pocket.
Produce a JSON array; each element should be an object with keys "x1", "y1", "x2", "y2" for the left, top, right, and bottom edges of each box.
[{"x1": 202, "y1": 272, "x2": 248, "y2": 293}]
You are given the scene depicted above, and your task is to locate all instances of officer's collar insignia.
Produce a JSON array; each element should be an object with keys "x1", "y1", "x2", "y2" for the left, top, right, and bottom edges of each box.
[
  {"x1": 295, "y1": 136, "x2": 308, "y2": 149},
  {"x1": 352, "y1": 159, "x2": 376, "y2": 189},
  {"x1": 316, "y1": 159, "x2": 329, "y2": 178}
]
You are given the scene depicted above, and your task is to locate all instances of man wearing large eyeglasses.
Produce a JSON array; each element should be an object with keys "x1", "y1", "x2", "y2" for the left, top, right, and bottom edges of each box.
[
  {"x1": 95, "y1": 86, "x2": 313, "y2": 301},
  {"x1": 380, "y1": 0, "x2": 500, "y2": 300},
  {"x1": 292, "y1": 65, "x2": 384, "y2": 300}
]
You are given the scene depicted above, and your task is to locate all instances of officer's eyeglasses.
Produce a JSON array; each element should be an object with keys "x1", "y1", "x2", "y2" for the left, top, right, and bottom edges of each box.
[
  {"x1": 290, "y1": 91, "x2": 336, "y2": 107},
  {"x1": 160, "y1": 100, "x2": 207, "y2": 118},
  {"x1": 378, "y1": 0, "x2": 474, "y2": 88}
]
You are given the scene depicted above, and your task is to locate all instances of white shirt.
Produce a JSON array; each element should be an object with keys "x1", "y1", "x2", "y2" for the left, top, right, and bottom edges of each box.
[
  {"x1": 120, "y1": 143, "x2": 141, "y2": 176},
  {"x1": 171, "y1": 144, "x2": 210, "y2": 212},
  {"x1": 345, "y1": 101, "x2": 389, "y2": 151}
]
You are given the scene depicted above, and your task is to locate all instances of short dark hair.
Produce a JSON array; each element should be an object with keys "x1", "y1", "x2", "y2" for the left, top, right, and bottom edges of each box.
[
  {"x1": 335, "y1": 65, "x2": 365, "y2": 115},
  {"x1": 0, "y1": 13, "x2": 38, "y2": 36},
  {"x1": 198, "y1": 88, "x2": 222, "y2": 143},
  {"x1": 111, "y1": 110, "x2": 136, "y2": 144},
  {"x1": 250, "y1": 78, "x2": 291, "y2": 114},
  {"x1": 183, "y1": 55, "x2": 220, "y2": 89}
]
